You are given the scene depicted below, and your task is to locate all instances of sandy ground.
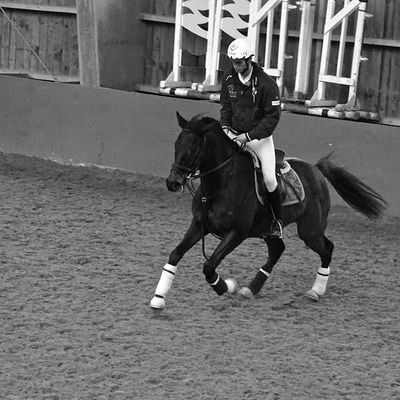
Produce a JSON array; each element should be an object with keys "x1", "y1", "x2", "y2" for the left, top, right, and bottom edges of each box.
[{"x1": 0, "y1": 152, "x2": 399, "y2": 400}]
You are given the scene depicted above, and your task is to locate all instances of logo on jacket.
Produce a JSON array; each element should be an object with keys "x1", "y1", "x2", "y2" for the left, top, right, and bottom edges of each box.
[{"x1": 228, "y1": 84, "x2": 240, "y2": 100}]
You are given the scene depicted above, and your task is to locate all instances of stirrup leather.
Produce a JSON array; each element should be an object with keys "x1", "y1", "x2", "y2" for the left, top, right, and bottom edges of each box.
[{"x1": 270, "y1": 219, "x2": 283, "y2": 238}]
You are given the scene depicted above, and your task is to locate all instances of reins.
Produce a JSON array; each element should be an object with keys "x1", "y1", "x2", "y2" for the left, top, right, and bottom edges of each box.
[{"x1": 184, "y1": 138, "x2": 241, "y2": 260}]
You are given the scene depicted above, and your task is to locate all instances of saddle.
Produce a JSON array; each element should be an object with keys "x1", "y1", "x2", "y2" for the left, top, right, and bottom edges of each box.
[{"x1": 245, "y1": 148, "x2": 305, "y2": 207}]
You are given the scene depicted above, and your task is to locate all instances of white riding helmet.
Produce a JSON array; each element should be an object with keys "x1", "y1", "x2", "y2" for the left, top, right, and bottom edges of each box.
[{"x1": 227, "y1": 37, "x2": 254, "y2": 60}]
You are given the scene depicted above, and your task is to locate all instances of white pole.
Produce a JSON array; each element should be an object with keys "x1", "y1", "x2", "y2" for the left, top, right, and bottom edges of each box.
[
  {"x1": 264, "y1": 9, "x2": 275, "y2": 68},
  {"x1": 204, "y1": 0, "x2": 217, "y2": 83},
  {"x1": 209, "y1": 0, "x2": 223, "y2": 84},
  {"x1": 348, "y1": 0, "x2": 366, "y2": 102},
  {"x1": 336, "y1": 0, "x2": 349, "y2": 77},
  {"x1": 248, "y1": 0, "x2": 262, "y2": 61},
  {"x1": 276, "y1": 0, "x2": 289, "y2": 94},
  {"x1": 316, "y1": 0, "x2": 336, "y2": 101},
  {"x1": 172, "y1": 0, "x2": 184, "y2": 82},
  {"x1": 301, "y1": 0, "x2": 316, "y2": 96},
  {"x1": 294, "y1": 0, "x2": 315, "y2": 98}
]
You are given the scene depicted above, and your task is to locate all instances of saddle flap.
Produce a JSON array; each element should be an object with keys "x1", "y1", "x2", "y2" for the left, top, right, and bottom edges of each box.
[{"x1": 245, "y1": 148, "x2": 286, "y2": 170}]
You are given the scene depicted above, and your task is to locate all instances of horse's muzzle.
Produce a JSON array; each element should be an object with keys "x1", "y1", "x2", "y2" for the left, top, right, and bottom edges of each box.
[{"x1": 166, "y1": 170, "x2": 185, "y2": 192}]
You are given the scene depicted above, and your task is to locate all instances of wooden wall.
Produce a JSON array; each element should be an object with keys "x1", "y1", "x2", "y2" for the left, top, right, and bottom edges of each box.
[
  {"x1": 0, "y1": 0, "x2": 79, "y2": 82},
  {"x1": 0, "y1": 0, "x2": 147, "y2": 89},
  {"x1": 140, "y1": 0, "x2": 400, "y2": 123}
]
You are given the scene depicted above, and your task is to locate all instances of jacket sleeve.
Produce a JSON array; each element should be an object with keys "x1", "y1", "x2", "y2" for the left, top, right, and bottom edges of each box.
[
  {"x1": 247, "y1": 80, "x2": 281, "y2": 140},
  {"x1": 219, "y1": 73, "x2": 233, "y2": 128}
]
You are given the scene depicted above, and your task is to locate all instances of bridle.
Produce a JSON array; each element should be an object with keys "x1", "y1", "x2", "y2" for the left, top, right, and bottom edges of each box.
[{"x1": 170, "y1": 129, "x2": 239, "y2": 188}]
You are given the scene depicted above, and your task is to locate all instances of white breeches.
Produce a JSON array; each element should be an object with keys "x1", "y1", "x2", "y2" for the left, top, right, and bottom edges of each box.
[{"x1": 246, "y1": 136, "x2": 277, "y2": 192}]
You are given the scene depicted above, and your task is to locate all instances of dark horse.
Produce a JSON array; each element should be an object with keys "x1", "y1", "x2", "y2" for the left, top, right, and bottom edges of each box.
[{"x1": 150, "y1": 113, "x2": 387, "y2": 310}]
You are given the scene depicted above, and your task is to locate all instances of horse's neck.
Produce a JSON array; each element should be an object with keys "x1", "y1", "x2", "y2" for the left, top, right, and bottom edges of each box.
[{"x1": 203, "y1": 129, "x2": 235, "y2": 169}]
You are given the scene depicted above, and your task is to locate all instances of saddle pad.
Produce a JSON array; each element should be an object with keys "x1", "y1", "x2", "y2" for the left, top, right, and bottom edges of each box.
[
  {"x1": 281, "y1": 164, "x2": 305, "y2": 206},
  {"x1": 253, "y1": 159, "x2": 305, "y2": 207}
]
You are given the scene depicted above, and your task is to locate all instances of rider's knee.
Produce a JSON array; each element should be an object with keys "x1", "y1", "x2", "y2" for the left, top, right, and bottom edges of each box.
[{"x1": 265, "y1": 179, "x2": 278, "y2": 193}]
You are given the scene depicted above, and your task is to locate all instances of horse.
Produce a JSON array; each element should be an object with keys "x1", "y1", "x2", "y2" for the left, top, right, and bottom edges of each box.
[{"x1": 150, "y1": 112, "x2": 387, "y2": 310}]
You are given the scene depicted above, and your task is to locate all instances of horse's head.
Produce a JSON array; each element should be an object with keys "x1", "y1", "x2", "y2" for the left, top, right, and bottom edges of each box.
[{"x1": 166, "y1": 112, "x2": 220, "y2": 192}]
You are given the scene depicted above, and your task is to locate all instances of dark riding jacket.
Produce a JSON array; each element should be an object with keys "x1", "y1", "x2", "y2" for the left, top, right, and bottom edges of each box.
[{"x1": 220, "y1": 62, "x2": 281, "y2": 141}]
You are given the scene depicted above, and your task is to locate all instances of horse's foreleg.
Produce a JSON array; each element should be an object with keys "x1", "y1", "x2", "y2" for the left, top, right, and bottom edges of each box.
[
  {"x1": 203, "y1": 230, "x2": 245, "y2": 296},
  {"x1": 239, "y1": 236, "x2": 285, "y2": 298},
  {"x1": 150, "y1": 219, "x2": 204, "y2": 310}
]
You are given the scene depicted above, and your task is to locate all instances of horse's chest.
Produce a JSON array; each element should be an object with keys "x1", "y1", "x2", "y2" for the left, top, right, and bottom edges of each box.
[{"x1": 207, "y1": 205, "x2": 233, "y2": 231}]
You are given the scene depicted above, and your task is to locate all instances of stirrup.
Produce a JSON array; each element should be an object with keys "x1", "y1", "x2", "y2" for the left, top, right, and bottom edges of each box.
[{"x1": 270, "y1": 219, "x2": 283, "y2": 238}]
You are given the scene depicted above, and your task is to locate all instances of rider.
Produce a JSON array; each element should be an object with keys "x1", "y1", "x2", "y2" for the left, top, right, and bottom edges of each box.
[{"x1": 220, "y1": 37, "x2": 283, "y2": 238}]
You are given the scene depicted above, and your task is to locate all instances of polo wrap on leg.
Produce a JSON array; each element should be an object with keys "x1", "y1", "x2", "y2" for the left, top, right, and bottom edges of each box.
[
  {"x1": 311, "y1": 267, "x2": 330, "y2": 296},
  {"x1": 248, "y1": 268, "x2": 270, "y2": 295},
  {"x1": 208, "y1": 273, "x2": 228, "y2": 296},
  {"x1": 154, "y1": 263, "x2": 177, "y2": 298}
]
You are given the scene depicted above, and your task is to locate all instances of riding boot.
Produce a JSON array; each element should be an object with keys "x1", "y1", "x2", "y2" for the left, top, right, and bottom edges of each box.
[{"x1": 268, "y1": 186, "x2": 283, "y2": 238}]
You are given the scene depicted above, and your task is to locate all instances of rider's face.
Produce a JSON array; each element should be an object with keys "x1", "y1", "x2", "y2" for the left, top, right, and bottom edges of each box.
[{"x1": 231, "y1": 59, "x2": 249, "y2": 74}]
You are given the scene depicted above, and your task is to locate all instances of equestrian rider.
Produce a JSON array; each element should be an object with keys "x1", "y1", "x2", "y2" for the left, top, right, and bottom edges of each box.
[{"x1": 219, "y1": 37, "x2": 283, "y2": 238}]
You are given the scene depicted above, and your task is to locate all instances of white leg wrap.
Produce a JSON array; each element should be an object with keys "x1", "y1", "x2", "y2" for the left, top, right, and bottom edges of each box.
[
  {"x1": 154, "y1": 263, "x2": 177, "y2": 297},
  {"x1": 150, "y1": 263, "x2": 177, "y2": 309},
  {"x1": 311, "y1": 267, "x2": 330, "y2": 296}
]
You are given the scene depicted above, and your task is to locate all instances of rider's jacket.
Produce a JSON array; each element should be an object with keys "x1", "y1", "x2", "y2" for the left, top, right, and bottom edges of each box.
[{"x1": 220, "y1": 62, "x2": 281, "y2": 141}]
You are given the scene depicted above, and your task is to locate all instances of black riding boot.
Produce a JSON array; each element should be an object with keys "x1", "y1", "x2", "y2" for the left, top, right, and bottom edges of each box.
[{"x1": 268, "y1": 187, "x2": 283, "y2": 238}]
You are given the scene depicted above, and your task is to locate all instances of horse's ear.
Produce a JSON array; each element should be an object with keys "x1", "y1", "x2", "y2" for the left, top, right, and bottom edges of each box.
[{"x1": 176, "y1": 111, "x2": 187, "y2": 129}]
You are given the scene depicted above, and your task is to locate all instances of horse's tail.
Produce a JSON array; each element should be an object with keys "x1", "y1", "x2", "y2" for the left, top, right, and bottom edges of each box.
[{"x1": 316, "y1": 153, "x2": 387, "y2": 219}]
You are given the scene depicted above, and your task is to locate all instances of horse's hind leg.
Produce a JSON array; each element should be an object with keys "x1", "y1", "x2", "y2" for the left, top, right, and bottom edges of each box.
[
  {"x1": 239, "y1": 236, "x2": 285, "y2": 298},
  {"x1": 302, "y1": 233, "x2": 334, "y2": 301}
]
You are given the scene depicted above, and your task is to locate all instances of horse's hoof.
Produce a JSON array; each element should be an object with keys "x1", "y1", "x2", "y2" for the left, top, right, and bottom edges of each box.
[
  {"x1": 225, "y1": 278, "x2": 238, "y2": 294},
  {"x1": 238, "y1": 287, "x2": 254, "y2": 299},
  {"x1": 305, "y1": 289, "x2": 319, "y2": 302},
  {"x1": 150, "y1": 296, "x2": 166, "y2": 310}
]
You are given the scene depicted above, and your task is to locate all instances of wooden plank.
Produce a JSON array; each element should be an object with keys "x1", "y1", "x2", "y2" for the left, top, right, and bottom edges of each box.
[
  {"x1": 38, "y1": 3, "x2": 49, "y2": 75},
  {"x1": 48, "y1": 13, "x2": 63, "y2": 75},
  {"x1": 0, "y1": 7, "x2": 5, "y2": 69},
  {"x1": 139, "y1": 12, "x2": 174, "y2": 24},
  {"x1": 61, "y1": 13, "x2": 70, "y2": 75},
  {"x1": 7, "y1": 9, "x2": 16, "y2": 70},
  {"x1": 76, "y1": 0, "x2": 99, "y2": 86},
  {"x1": 69, "y1": 12, "x2": 79, "y2": 78},
  {"x1": 29, "y1": 6, "x2": 40, "y2": 71},
  {"x1": 0, "y1": 8, "x2": 13, "y2": 70},
  {"x1": 0, "y1": 68, "x2": 79, "y2": 81},
  {"x1": 387, "y1": 0, "x2": 400, "y2": 118},
  {"x1": 0, "y1": 1, "x2": 76, "y2": 14},
  {"x1": 14, "y1": 12, "x2": 26, "y2": 72}
]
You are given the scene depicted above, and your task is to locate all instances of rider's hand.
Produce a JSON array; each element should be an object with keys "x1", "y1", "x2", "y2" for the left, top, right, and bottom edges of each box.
[
  {"x1": 222, "y1": 125, "x2": 230, "y2": 135},
  {"x1": 233, "y1": 133, "x2": 250, "y2": 146}
]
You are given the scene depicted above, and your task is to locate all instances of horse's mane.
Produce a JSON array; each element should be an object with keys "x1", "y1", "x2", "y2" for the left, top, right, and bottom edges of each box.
[
  {"x1": 185, "y1": 114, "x2": 220, "y2": 134},
  {"x1": 185, "y1": 115, "x2": 234, "y2": 146}
]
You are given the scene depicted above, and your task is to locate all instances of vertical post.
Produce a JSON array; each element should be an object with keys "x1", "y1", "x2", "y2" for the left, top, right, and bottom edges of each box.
[
  {"x1": 209, "y1": 0, "x2": 223, "y2": 84},
  {"x1": 172, "y1": 0, "x2": 184, "y2": 83},
  {"x1": 204, "y1": 0, "x2": 216, "y2": 83},
  {"x1": 248, "y1": 0, "x2": 262, "y2": 61},
  {"x1": 348, "y1": 0, "x2": 367, "y2": 103},
  {"x1": 276, "y1": 0, "x2": 289, "y2": 94},
  {"x1": 336, "y1": 0, "x2": 349, "y2": 77},
  {"x1": 316, "y1": 0, "x2": 336, "y2": 101},
  {"x1": 76, "y1": 0, "x2": 99, "y2": 87},
  {"x1": 294, "y1": 0, "x2": 316, "y2": 99},
  {"x1": 264, "y1": 9, "x2": 275, "y2": 68},
  {"x1": 309, "y1": 0, "x2": 336, "y2": 105}
]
